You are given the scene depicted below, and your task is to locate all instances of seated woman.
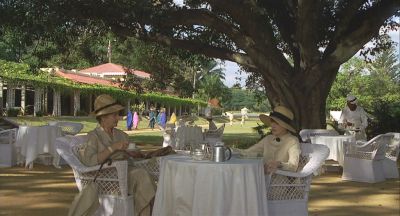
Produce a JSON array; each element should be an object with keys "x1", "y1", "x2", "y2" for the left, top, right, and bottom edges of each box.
[
  {"x1": 242, "y1": 106, "x2": 301, "y2": 174},
  {"x1": 78, "y1": 94, "x2": 172, "y2": 216}
]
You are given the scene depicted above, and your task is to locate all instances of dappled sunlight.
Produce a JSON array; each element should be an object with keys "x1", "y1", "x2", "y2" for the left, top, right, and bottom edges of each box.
[{"x1": 309, "y1": 172, "x2": 400, "y2": 216}]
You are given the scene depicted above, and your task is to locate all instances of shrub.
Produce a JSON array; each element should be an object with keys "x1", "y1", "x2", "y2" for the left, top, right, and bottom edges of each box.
[
  {"x1": 35, "y1": 110, "x2": 44, "y2": 117},
  {"x1": 76, "y1": 110, "x2": 88, "y2": 116},
  {"x1": 7, "y1": 108, "x2": 20, "y2": 117}
]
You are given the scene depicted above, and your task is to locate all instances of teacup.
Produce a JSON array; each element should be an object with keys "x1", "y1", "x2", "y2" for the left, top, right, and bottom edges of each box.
[{"x1": 128, "y1": 143, "x2": 136, "y2": 150}]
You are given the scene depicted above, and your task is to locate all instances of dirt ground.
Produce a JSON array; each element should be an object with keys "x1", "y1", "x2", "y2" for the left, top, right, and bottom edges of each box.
[{"x1": 0, "y1": 164, "x2": 399, "y2": 216}]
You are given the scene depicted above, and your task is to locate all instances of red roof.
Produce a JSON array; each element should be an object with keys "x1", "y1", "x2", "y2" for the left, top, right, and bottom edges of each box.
[
  {"x1": 80, "y1": 63, "x2": 151, "y2": 78},
  {"x1": 55, "y1": 70, "x2": 119, "y2": 87}
]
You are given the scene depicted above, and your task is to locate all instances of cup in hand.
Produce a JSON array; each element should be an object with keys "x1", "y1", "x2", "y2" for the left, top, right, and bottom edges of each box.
[{"x1": 128, "y1": 142, "x2": 136, "y2": 150}]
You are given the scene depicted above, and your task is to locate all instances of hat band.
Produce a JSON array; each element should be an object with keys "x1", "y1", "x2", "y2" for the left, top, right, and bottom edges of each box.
[
  {"x1": 95, "y1": 102, "x2": 119, "y2": 114},
  {"x1": 270, "y1": 111, "x2": 293, "y2": 125},
  {"x1": 348, "y1": 97, "x2": 357, "y2": 103}
]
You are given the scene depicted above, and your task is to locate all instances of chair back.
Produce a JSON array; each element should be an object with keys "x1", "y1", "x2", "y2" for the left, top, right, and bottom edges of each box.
[
  {"x1": 346, "y1": 134, "x2": 393, "y2": 160},
  {"x1": 299, "y1": 129, "x2": 339, "y2": 142},
  {"x1": 385, "y1": 132, "x2": 400, "y2": 161},
  {"x1": 0, "y1": 128, "x2": 17, "y2": 145},
  {"x1": 56, "y1": 135, "x2": 129, "y2": 197},
  {"x1": 175, "y1": 125, "x2": 204, "y2": 149},
  {"x1": 266, "y1": 143, "x2": 329, "y2": 201},
  {"x1": 52, "y1": 122, "x2": 84, "y2": 136}
]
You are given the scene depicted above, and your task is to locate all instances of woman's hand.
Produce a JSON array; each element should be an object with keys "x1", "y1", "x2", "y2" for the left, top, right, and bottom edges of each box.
[
  {"x1": 264, "y1": 161, "x2": 281, "y2": 174},
  {"x1": 112, "y1": 141, "x2": 129, "y2": 151},
  {"x1": 126, "y1": 150, "x2": 145, "y2": 158}
]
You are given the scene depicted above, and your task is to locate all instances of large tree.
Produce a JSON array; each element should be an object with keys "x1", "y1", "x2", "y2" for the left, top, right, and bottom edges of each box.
[{"x1": 1, "y1": 0, "x2": 399, "y2": 129}]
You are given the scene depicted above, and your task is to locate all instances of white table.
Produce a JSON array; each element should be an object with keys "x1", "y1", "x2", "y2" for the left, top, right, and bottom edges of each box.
[
  {"x1": 310, "y1": 135, "x2": 355, "y2": 166},
  {"x1": 153, "y1": 155, "x2": 268, "y2": 216},
  {"x1": 15, "y1": 125, "x2": 62, "y2": 169}
]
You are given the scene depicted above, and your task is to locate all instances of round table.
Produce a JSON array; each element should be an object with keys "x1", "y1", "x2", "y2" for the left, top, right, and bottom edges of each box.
[
  {"x1": 152, "y1": 155, "x2": 268, "y2": 216},
  {"x1": 15, "y1": 125, "x2": 62, "y2": 168},
  {"x1": 310, "y1": 135, "x2": 355, "y2": 166}
]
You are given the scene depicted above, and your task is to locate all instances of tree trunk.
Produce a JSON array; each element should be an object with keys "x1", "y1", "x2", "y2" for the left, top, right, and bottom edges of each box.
[
  {"x1": 6, "y1": 83, "x2": 15, "y2": 110},
  {"x1": 262, "y1": 66, "x2": 338, "y2": 131},
  {"x1": 21, "y1": 85, "x2": 26, "y2": 116},
  {"x1": 52, "y1": 90, "x2": 61, "y2": 116},
  {"x1": 73, "y1": 90, "x2": 80, "y2": 117},
  {"x1": 0, "y1": 79, "x2": 3, "y2": 115},
  {"x1": 34, "y1": 87, "x2": 43, "y2": 116}
]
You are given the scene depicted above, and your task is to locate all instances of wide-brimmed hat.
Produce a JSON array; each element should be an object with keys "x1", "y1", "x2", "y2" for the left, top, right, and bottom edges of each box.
[
  {"x1": 91, "y1": 94, "x2": 124, "y2": 117},
  {"x1": 259, "y1": 106, "x2": 296, "y2": 133},
  {"x1": 346, "y1": 94, "x2": 357, "y2": 105},
  {"x1": 208, "y1": 98, "x2": 221, "y2": 108}
]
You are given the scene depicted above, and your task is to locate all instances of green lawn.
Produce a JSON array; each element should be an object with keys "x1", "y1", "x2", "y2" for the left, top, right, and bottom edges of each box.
[{"x1": 7, "y1": 116, "x2": 263, "y2": 148}]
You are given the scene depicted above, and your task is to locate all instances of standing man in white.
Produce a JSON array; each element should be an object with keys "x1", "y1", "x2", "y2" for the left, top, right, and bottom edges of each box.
[
  {"x1": 241, "y1": 107, "x2": 249, "y2": 126},
  {"x1": 339, "y1": 94, "x2": 369, "y2": 140}
]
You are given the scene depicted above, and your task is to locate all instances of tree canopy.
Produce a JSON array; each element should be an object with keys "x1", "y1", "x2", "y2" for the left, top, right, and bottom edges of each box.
[{"x1": 1, "y1": 0, "x2": 399, "y2": 129}]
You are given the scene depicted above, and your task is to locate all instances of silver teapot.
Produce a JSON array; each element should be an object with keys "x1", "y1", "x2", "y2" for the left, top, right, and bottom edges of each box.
[{"x1": 211, "y1": 144, "x2": 232, "y2": 162}]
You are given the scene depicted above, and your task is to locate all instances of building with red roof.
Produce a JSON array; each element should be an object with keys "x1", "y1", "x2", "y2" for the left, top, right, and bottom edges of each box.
[{"x1": 79, "y1": 63, "x2": 151, "y2": 80}]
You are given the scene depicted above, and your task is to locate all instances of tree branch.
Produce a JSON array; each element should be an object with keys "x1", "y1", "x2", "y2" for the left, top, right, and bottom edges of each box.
[
  {"x1": 146, "y1": 33, "x2": 257, "y2": 70},
  {"x1": 325, "y1": 0, "x2": 400, "y2": 64}
]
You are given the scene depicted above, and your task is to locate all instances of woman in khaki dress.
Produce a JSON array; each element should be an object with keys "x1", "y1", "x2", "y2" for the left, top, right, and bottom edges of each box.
[{"x1": 79, "y1": 94, "x2": 171, "y2": 216}]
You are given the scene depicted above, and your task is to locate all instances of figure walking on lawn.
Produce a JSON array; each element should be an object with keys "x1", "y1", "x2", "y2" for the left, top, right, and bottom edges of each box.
[
  {"x1": 133, "y1": 111, "x2": 140, "y2": 130},
  {"x1": 126, "y1": 110, "x2": 133, "y2": 131},
  {"x1": 148, "y1": 107, "x2": 156, "y2": 130},
  {"x1": 241, "y1": 107, "x2": 249, "y2": 127}
]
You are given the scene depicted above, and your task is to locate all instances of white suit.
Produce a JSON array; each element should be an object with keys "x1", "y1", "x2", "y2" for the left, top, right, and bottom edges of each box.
[{"x1": 339, "y1": 106, "x2": 368, "y2": 140}]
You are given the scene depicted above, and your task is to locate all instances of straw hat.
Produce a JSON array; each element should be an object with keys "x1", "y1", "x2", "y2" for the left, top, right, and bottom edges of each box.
[
  {"x1": 346, "y1": 94, "x2": 357, "y2": 105},
  {"x1": 91, "y1": 94, "x2": 124, "y2": 117},
  {"x1": 259, "y1": 106, "x2": 296, "y2": 133}
]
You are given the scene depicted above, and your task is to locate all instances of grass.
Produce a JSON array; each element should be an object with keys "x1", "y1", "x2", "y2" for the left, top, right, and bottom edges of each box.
[{"x1": 7, "y1": 115, "x2": 263, "y2": 147}]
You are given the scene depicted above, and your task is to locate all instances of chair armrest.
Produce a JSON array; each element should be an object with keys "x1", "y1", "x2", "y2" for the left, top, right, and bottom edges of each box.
[
  {"x1": 76, "y1": 160, "x2": 128, "y2": 174},
  {"x1": 275, "y1": 170, "x2": 310, "y2": 178}
]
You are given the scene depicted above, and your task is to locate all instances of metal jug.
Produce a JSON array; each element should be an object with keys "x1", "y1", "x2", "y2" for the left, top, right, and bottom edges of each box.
[{"x1": 212, "y1": 144, "x2": 232, "y2": 162}]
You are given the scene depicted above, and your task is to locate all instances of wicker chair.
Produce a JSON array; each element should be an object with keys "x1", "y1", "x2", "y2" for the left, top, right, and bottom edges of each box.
[
  {"x1": 0, "y1": 128, "x2": 17, "y2": 167},
  {"x1": 383, "y1": 132, "x2": 400, "y2": 179},
  {"x1": 50, "y1": 121, "x2": 83, "y2": 136},
  {"x1": 175, "y1": 125, "x2": 204, "y2": 149},
  {"x1": 299, "y1": 129, "x2": 339, "y2": 143},
  {"x1": 56, "y1": 135, "x2": 133, "y2": 216},
  {"x1": 342, "y1": 134, "x2": 393, "y2": 183},
  {"x1": 266, "y1": 143, "x2": 329, "y2": 216},
  {"x1": 204, "y1": 124, "x2": 225, "y2": 145}
]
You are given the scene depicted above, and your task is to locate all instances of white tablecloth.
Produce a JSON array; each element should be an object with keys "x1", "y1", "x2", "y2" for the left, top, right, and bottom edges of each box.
[
  {"x1": 15, "y1": 125, "x2": 62, "y2": 168},
  {"x1": 311, "y1": 135, "x2": 355, "y2": 166},
  {"x1": 153, "y1": 155, "x2": 268, "y2": 216}
]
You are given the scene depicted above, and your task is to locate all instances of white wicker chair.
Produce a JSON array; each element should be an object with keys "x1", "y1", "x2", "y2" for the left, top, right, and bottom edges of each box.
[
  {"x1": 299, "y1": 129, "x2": 339, "y2": 143},
  {"x1": 0, "y1": 128, "x2": 17, "y2": 167},
  {"x1": 204, "y1": 124, "x2": 225, "y2": 145},
  {"x1": 50, "y1": 121, "x2": 84, "y2": 136},
  {"x1": 341, "y1": 134, "x2": 393, "y2": 183},
  {"x1": 56, "y1": 135, "x2": 133, "y2": 216},
  {"x1": 175, "y1": 125, "x2": 204, "y2": 149},
  {"x1": 266, "y1": 143, "x2": 329, "y2": 216},
  {"x1": 383, "y1": 132, "x2": 400, "y2": 179}
]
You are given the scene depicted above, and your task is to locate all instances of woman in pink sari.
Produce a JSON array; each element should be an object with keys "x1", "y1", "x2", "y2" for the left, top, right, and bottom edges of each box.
[{"x1": 133, "y1": 111, "x2": 140, "y2": 129}]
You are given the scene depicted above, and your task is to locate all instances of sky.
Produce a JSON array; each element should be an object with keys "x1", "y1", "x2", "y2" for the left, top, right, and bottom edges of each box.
[{"x1": 222, "y1": 29, "x2": 400, "y2": 87}]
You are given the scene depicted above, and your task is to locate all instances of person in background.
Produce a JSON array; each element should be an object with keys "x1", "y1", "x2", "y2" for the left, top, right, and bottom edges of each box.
[
  {"x1": 159, "y1": 108, "x2": 167, "y2": 129},
  {"x1": 148, "y1": 107, "x2": 156, "y2": 130},
  {"x1": 339, "y1": 94, "x2": 368, "y2": 140},
  {"x1": 133, "y1": 111, "x2": 140, "y2": 130},
  {"x1": 241, "y1": 107, "x2": 249, "y2": 127},
  {"x1": 126, "y1": 109, "x2": 133, "y2": 131},
  {"x1": 242, "y1": 106, "x2": 300, "y2": 174},
  {"x1": 225, "y1": 112, "x2": 234, "y2": 126},
  {"x1": 169, "y1": 112, "x2": 177, "y2": 124}
]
